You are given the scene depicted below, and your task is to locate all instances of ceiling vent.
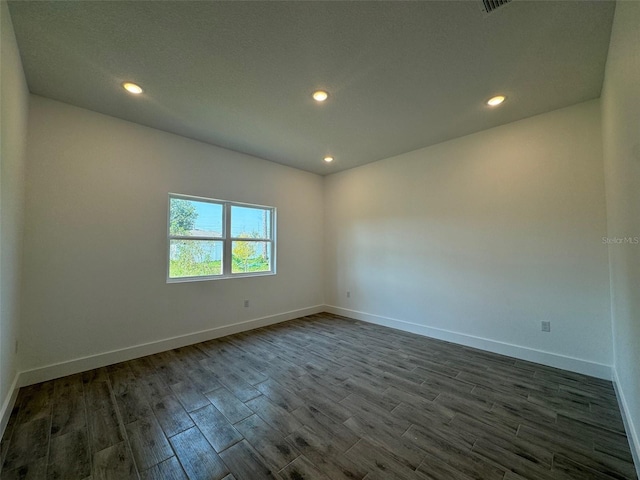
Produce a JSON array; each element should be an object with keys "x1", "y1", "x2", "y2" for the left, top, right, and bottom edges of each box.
[{"x1": 481, "y1": 0, "x2": 513, "y2": 14}]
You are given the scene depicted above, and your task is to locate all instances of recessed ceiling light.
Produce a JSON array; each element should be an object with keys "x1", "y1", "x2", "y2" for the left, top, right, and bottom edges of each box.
[
  {"x1": 487, "y1": 95, "x2": 506, "y2": 106},
  {"x1": 122, "y1": 82, "x2": 143, "y2": 95},
  {"x1": 323, "y1": 156, "x2": 334, "y2": 163},
  {"x1": 313, "y1": 90, "x2": 329, "y2": 102}
]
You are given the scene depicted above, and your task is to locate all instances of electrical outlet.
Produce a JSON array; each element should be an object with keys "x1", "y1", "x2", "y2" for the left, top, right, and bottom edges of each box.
[
  {"x1": 347, "y1": 291, "x2": 351, "y2": 298},
  {"x1": 541, "y1": 321, "x2": 551, "y2": 332},
  {"x1": 244, "y1": 300, "x2": 249, "y2": 308}
]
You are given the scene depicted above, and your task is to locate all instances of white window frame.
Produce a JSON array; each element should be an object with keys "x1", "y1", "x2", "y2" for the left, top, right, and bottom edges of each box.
[{"x1": 167, "y1": 193, "x2": 276, "y2": 283}]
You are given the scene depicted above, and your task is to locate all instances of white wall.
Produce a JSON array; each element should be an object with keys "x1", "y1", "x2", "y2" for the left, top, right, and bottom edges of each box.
[
  {"x1": 0, "y1": 1, "x2": 29, "y2": 432},
  {"x1": 601, "y1": 0, "x2": 640, "y2": 466},
  {"x1": 21, "y1": 96, "x2": 324, "y2": 375},
  {"x1": 325, "y1": 100, "x2": 612, "y2": 375}
]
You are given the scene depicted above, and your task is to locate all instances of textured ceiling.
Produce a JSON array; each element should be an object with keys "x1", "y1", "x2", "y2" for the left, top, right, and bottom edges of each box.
[{"x1": 9, "y1": 1, "x2": 615, "y2": 175}]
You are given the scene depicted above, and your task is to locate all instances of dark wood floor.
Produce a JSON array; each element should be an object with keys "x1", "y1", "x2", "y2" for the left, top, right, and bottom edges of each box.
[{"x1": 0, "y1": 313, "x2": 637, "y2": 480}]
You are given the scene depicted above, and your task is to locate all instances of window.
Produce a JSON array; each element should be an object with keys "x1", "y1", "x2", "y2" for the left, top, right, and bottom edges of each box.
[{"x1": 168, "y1": 194, "x2": 275, "y2": 281}]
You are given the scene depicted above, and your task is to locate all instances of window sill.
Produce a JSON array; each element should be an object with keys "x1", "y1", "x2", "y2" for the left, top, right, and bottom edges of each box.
[{"x1": 166, "y1": 271, "x2": 276, "y2": 283}]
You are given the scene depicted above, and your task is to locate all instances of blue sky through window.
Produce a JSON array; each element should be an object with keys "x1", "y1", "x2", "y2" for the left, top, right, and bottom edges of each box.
[
  {"x1": 191, "y1": 201, "x2": 271, "y2": 238},
  {"x1": 192, "y1": 201, "x2": 222, "y2": 233}
]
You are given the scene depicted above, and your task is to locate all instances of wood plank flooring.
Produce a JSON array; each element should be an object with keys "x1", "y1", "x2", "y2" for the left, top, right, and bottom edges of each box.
[{"x1": 1, "y1": 313, "x2": 637, "y2": 480}]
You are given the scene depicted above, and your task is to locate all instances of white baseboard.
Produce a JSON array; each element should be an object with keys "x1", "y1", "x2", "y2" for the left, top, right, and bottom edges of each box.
[
  {"x1": 0, "y1": 373, "x2": 20, "y2": 442},
  {"x1": 612, "y1": 368, "x2": 640, "y2": 478},
  {"x1": 325, "y1": 305, "x2": 612, "y2": 380},
  {"x1": 18, "y1": 305, "x2": 324, "y2": 388}
]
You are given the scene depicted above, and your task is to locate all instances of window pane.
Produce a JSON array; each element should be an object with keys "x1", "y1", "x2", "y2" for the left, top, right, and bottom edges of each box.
[
  {"x1": 232, "y1": 241, "x2": 271, "y2": 274},
  {"x1": 169, "y1": 240, "x2": 223, "y2": 278},
  {"x1": 170, "y1": 198, "x2": 223, "y2": 237},
  {"x1": 230, "y1": 206, "x2": 271, "y2": 239}
]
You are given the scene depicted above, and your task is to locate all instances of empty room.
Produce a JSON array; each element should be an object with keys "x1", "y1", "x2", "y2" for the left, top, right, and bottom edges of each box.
[{"x1": 1, "y1": 1, "x2": 638, "y2": 479}]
